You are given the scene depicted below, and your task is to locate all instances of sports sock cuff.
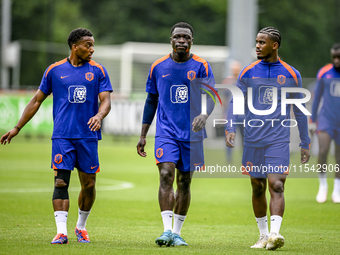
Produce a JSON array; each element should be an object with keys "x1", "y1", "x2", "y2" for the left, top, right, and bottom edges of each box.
[
  {"x1": 270, "y1": 215, "x2": 282, "y2": 234},
  {"x1": 319, "y1": 172, "x2": 327, "y2": 178},
  {"x1": 79, "y1": 209, "x2": 91, "y2": 214},
  {"x1": 174, "y1": 214, "x2": 186, "y2": 221},
  {"x1": 255, "y1": 216, "x2": 267, "y2": 222},
  {"x1": 333, "y1": 178, "x2": 340, "y2": 193},
  {"x1": 255, "y1": 216, "x2": 269, "y2": 235},
  {"x1": 161, "y1": 210, "x2": 173, "y2": 232},
  {"x1": 161, "y1": 210, "x2": 173, "y2": 216}
]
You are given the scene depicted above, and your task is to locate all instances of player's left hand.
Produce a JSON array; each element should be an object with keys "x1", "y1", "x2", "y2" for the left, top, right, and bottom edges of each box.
[
  {"x1": 87, "y1": 116, "x2": 102, "y2": 131},
  {"x1": 192, "y1": 114, "x2": 208, "y2": 132},
  {"x1": 137, "y1": 137, "x2": 147, "y2": 157},
  {"x1": 300, "y1": 148, "x2": 310, "y2": 164}
]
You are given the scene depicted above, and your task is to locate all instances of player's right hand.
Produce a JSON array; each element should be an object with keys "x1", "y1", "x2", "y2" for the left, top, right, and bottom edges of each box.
[
  {"x1": 137, "y1": 137, "x2": 147, "y2": 157},
  {"x1": 225, "y1": 132, "x2": 236, "y2": 148},
  {"x1": 0, "y1": 128, "x2": 19, "y2": 145}
]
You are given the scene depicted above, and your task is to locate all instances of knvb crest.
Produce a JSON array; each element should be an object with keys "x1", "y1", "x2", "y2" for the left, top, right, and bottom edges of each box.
[
  {"x1": 85, "y1": 72, "x2": 94, "y2": 81},
  {"x1": 54, "y1": 154, "x2": 63, "y2": 164},
  {"x1": 156, "y1": 148, "x2": 163, "y2": 158},
  {"x1": 187, "y1": 70, "x2": 196, "y2": 81},
  {"x1": 277, "y1": 75, "x2": 286, "y2": 85}
]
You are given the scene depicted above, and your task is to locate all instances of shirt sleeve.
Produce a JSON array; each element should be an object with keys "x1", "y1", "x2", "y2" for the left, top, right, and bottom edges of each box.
[
  {"x1": 98, "y1": 65, "x2": 113, "y2": 93},
  {"x1": 310, "y1": 75, "x2": 324, "y2": 123},
  {"x1": 145, "y1": 66, "x2": 158, "y2": 94},
  {"x1": 226, "y1": 76, "x2": 247, "y2": 133},
  {"x1": 199, "y1": 61, "x2": 217, "y2": 115},
  {"x1": 38, "y1": 67, "x2": 53, "y2": 95},
  {"x1": 292, "y1": 75, "x2": 311, "y2": 149},
  {"x1": 142, "y1": 92, "x2": 158, "y2": 124}
]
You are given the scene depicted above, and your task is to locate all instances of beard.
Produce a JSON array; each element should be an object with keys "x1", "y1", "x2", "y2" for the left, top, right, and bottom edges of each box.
[
  {"x1": 334, "y1": 65, "x2": 340, "y2": 73},
  {"x1": 257, "y1": 54, "x2": 268, "y2": 60}
]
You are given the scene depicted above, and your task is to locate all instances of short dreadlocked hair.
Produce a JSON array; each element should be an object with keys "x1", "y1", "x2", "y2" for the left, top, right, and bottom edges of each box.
[
  {"x1": 258, "y1": 27, "x2": 281, "y2": 47},
  {"x1": 170, "y1": 22, "x2": 194, "y2": 36},
  {"x1": 67, "y1": 28, "x2": 93, "y2": 49}
]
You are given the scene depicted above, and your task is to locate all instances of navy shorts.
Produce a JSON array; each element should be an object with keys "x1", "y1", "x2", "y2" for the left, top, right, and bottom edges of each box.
[
  {"x1": 154, "y1": 137, "x2": 204, "y2": 172},
  {"x1": 51, "y1": 138, "x2": 100, "y2": 173},
  {"x1": 242, "y1": 142, "x2": 290, "y2": 178}
]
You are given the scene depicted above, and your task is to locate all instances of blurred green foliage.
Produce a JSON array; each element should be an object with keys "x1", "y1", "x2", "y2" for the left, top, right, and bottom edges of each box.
[{"x1": 10, "y1": 0, "x2": 340, "y2": 86}]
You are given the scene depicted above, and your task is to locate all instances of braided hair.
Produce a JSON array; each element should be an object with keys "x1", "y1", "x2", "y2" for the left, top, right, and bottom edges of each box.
[{"x1": 258, "y1": 27, "x2": 281, "y2": 47}]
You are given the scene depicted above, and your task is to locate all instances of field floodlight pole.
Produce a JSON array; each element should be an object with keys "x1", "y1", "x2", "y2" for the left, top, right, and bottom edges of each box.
[
  {"x1": 226, "y1": 0, "x2": 258, "y2": 76},
  {"x1": 1, "y1": 0, "x2": 11, "y2": 89}
]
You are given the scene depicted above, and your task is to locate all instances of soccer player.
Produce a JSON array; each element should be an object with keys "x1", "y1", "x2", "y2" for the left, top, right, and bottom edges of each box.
[
  {"x1": 222, "y1": 60, "x2": 244, "y2": 163},
  {"x1": 225, "y1": 27, "x2": 311, "y2": 250},
  {"x1": 0, "y1": 28, "x2": 112, "y2": 244},
  {"x1": 309, "y1": 43, "x2": 340, "y2": 203},
  {"x1": 136, "y1": 22, "x2": 215, "y2": 247}
]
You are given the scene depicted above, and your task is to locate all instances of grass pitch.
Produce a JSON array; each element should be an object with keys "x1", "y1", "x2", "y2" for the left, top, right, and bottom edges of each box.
[{"x1": 0, "y1": 134, "x2": 339, "y2": 254}]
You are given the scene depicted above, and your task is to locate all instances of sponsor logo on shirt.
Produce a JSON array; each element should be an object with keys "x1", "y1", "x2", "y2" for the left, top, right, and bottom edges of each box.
[
  {"x1": 187, "y1": 70, "x2": 196, "y2": 81},
  {"x1": 68, "y1": 85, "x2": 87, "y2": 103},
  {"x1": 170, "y1": 85, "x2": 188, "y2": 103},
  {"x1": 162, "y1": 73, "x2": 170, "y2": 78},
  {"x1": 259, "y1": 86, "x2": 274, "y2": 104},
  {"x1": 277, "y1": 75, "x2": 286, "y2": 85},
  {"x1": 85, "y1": 72, "x2": 94, "y2": 81},
  {"x1": 330, "y1": 81, "x2": 340, "y2": 97}
]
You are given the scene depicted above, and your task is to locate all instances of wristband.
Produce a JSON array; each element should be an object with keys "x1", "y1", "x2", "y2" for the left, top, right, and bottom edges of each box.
[
  {"x1": 14, "y1": 126, "x2": 21, "y2": 131},
  {"x1": 140, "y1": 136, "x2": 146, "y2": 138}
]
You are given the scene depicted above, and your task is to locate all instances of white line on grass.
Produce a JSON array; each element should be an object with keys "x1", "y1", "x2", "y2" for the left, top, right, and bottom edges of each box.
[{"x1": 0, "y1": 179, "x2": 134, "y2": 193}]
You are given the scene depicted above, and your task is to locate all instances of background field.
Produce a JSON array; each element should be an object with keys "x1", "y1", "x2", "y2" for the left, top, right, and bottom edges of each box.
[{"x1": 0, "y1": 135, "x2": 339, "y2": 255}]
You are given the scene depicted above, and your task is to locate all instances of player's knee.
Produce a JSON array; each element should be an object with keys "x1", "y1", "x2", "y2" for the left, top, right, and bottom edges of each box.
[
  {"x1": 55, "y1": 178, "x2": 67, "y2": 188},
  {"x1": 319, "y1": 145, "x2": 329, "y2": 157},
  {"x1": 82, "y1": 179, "x2": 96, "y2": 191},
  {"x1": 177, "y1": 176, "x2": 192, "y2": 190},
  {"x1": 159, "y1": 169, "x2": 175, "y2": 185},
  {"x1": 270, "y1": 180, "x2": 284, "y2": 193},
  {"x1": 159, "y1": 173, "x2": 175, "y2": 188},
  {"x1": 251, "y1": 180, "x2": 266, "y2": 196},
  {"x1": 53, "y1": 170, "x2": 70, "y2": 200}
]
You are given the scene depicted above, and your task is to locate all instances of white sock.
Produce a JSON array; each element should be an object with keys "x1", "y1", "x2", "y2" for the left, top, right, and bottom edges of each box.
[
  {"x1": 270, "y1": 215, "x2": 282, "y2": 235},
  {"x1": 332, "y1": 178, "x2": 340, "y2": 196},
  {"x1": 255, "y1": 216, "x2": 269, "y2": 236},
  {"x1": 319, "y1": 172, "x2": 328, "y2": 190},
  {"x1": 172, "y1": 214, "x2": 186, "y2": 235},
  {"x1": 161, "y1": 210, "x2": 173, "y2": 232},
  {"x1": 54, "y1": 211, "x2": 68, "y2": 235},
  {"x1": 76, "y1": 209, "x2": 91, "y2": 230}
]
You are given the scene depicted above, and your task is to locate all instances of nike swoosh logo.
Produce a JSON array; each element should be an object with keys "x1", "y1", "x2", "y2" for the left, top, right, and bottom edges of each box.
[
  {"x1": 91, "y1": 165, "x2": 98, "y2": 169},
  {"x1": 252, "y1": 76, "x2": 260, "y2": 79},
  {"x1": 61, "y1": 76, "x2": 69, "y2": 79},
  {"x1": 162, "y1": 74, "x2": 170, "y2": 78},
  {"x1": 194, "y1": 163, "x2": 202, "y2": 166}
]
